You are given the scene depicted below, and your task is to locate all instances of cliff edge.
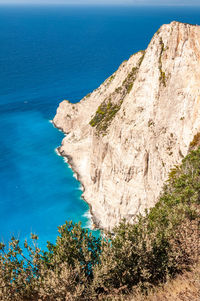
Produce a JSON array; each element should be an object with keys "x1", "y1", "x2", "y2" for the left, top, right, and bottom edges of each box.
[{"x1": 53, "y1": 21, "x2": 200, "y2": 230}]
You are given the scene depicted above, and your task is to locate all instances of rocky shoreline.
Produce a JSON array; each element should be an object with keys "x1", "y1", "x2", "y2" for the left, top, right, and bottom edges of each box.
[{"x1": 55, "y1": 140, "x2": 101, "y2": 230}]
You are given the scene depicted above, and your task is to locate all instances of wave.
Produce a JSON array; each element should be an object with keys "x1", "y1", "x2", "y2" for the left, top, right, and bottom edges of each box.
[
  {"x1": 82, "y1": 210, "x2": 93, "y2": 229},
  {"x1": 63, "y1": 157, "x2": 69, "y2": 164},
  {"x1": 84, "y1": 219, "x2": 93, "y2": 230},
  {"x1": 77, "y1": 185, "x2": 83, "y2": 191},
  {"x1": 82, "y1": 210, "x2": 92, "y2": 219},
  {"x1": 73, "y1": 173, "x2": 78, "y2": 180},
  {"x1": 49, "y1": 120, "x2": 63, "y2": 133},
  {"x1": 54, "y1": 148, "x2": 61, "y2": 156}
]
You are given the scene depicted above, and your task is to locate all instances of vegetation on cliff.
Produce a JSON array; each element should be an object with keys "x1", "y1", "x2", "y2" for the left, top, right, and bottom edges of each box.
[
  {"x1": 0, "y1": 148, "x2": 200, "y2": 300},
  {"x1": 89, "y1": 100, "x2": 122, "y2": 134},
  {"x1": 89, "y1": 51, "x2": 145, "y2": 135},
  {"x1": 158, "y1": 37, "x2": 167, "y2": 87}
]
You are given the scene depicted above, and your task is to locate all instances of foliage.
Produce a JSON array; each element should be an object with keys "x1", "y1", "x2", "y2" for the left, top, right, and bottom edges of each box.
[
  {"x1": 121, "y1": 50, "x2": 145, "y2": 95},
  {"x1": 0, "y1": 222, "x2": 101, "y2": 301},
  {"x1": 92, "y1": 148, "x2": 200, "y2": 295},
  {"x1": 0, "y1": 234, "x2": 41, "y2": 300},
  {"x1": 138, "y1": 50, "x2": 145, "y2": 66},
  {"x1": 45, "y1": 221, "x2": 101, "y2": 277},
  {"x1": 158, "y1": 38, "x2": 167, "y2": 87},
  {"x1": 89, "y1": 51, "x2": 146, "y2": 135},
  {"x1": 0, "y1": 148, "x2": 200, "y2": 300},
  {"x1": 109, "y1": 74, "x2": 115, "y2": 82},
  {"x1": 89, "y1": 100, "x2": 122, "y2": 134},
  {"x1": 122, "y1": 66, "x2": 138, "y2": 94},
  {"x1": 129, "y1": 263, "x2": 200, "y2": 301},
  {"x1": 189, "y1": 132, "x2": 200, "y2": 150}
]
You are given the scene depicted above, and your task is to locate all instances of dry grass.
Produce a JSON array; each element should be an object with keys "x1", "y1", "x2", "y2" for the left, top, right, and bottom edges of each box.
[
  {"x1": 99, "y1": 263, "x2": 200, "y2": 301},
  {"x1": 131, "y1": 263, "x2": 200, "y2": 301}
]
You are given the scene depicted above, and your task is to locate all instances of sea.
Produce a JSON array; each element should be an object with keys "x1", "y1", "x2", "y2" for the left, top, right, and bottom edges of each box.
[{"x1": 0, "y1": 5, "x2": 200, "y2": 249}]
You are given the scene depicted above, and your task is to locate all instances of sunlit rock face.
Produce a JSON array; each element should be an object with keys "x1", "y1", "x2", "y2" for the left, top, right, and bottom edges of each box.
[{"x1": 54, "y1": 21, "x2": 200, "y2": 230}]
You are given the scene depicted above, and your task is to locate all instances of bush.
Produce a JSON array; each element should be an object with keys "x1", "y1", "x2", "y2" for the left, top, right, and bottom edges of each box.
[
  {"x1": 0, "y1": 234, "x2": 41, "y2": 300},
  {"x1": 92, "y1": 148, "x2": 200, "y2": 295},
  {"x1": 0, "y1": 149, "x2": 200, "y2": 300},
  {"x1": 0, "y1": 222, "x2": 101, "y2": 301},
  {"x1": 89, "y1": 100, "x2": 121, "y2": 134}
]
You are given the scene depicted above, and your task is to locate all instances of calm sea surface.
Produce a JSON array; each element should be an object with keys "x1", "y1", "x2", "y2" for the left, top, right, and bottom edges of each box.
[{"x1": 0, "y1": 5, "x2": 200, "y2": 248}]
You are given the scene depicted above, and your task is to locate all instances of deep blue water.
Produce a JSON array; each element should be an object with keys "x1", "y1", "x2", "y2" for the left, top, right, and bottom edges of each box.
[{"x1": 1, "y1": 5, "x2": 200, "y2": 248}]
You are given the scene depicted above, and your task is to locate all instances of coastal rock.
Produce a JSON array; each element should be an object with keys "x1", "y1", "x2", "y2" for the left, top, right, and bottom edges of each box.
[{"x1": 53, "y1": 21, "x2": 200, "y2": 230}]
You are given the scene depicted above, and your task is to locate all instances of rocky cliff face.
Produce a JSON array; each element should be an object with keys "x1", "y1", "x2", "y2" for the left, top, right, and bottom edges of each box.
[{"x1": 53, "y1": 21, "x2": 200, "y2": 230}]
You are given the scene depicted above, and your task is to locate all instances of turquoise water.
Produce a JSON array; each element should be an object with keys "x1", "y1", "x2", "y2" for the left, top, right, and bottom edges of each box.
[{"x1": 1, "y1": 5, "x2": 200, "y2": 248}]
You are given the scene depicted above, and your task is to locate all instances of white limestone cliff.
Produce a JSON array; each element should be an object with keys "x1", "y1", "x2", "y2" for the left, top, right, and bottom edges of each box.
[{"x1": 53, "y1": 21, "x2": 200, "y2": 230}]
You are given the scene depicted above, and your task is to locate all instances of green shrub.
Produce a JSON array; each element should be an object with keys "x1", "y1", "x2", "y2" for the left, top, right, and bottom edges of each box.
[
  {"x1": 158, "y1": 38, "x2": 167, "y2": 87},
  {"x1": 0, "y1": 234, "x2": 42, "y2": 300},
  {"x1": 1, "y1": 149, "x2": 200, "y2": 300},
  {"x1": 89, "y1": 100, "x2": 122, "y2": 134},
  {"x1": 89, "y1": 51, "x2": 146, "y2": 135},
  {"x1": 189, "y1": 132, "x2": 200, "y2": 150},
  {"x1": 92, "y1": 148, "x2": 200, "y2": 295},
  {"x1": 109, "y1": 75, "x2": 115, "y2": 82},
  {"x1": 0, "y1": 222, "x2": 101, "y2": 301}
]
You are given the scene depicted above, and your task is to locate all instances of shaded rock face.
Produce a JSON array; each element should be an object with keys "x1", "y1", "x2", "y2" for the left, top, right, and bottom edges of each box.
[{"x1": 53, "y1": 21, "x2": 200, "y2": 230}]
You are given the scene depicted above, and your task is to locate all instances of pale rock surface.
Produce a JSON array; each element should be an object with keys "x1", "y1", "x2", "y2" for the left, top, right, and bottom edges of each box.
[{"x1": 53, "y1": 21, "x2": 200, "y2": 230}]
